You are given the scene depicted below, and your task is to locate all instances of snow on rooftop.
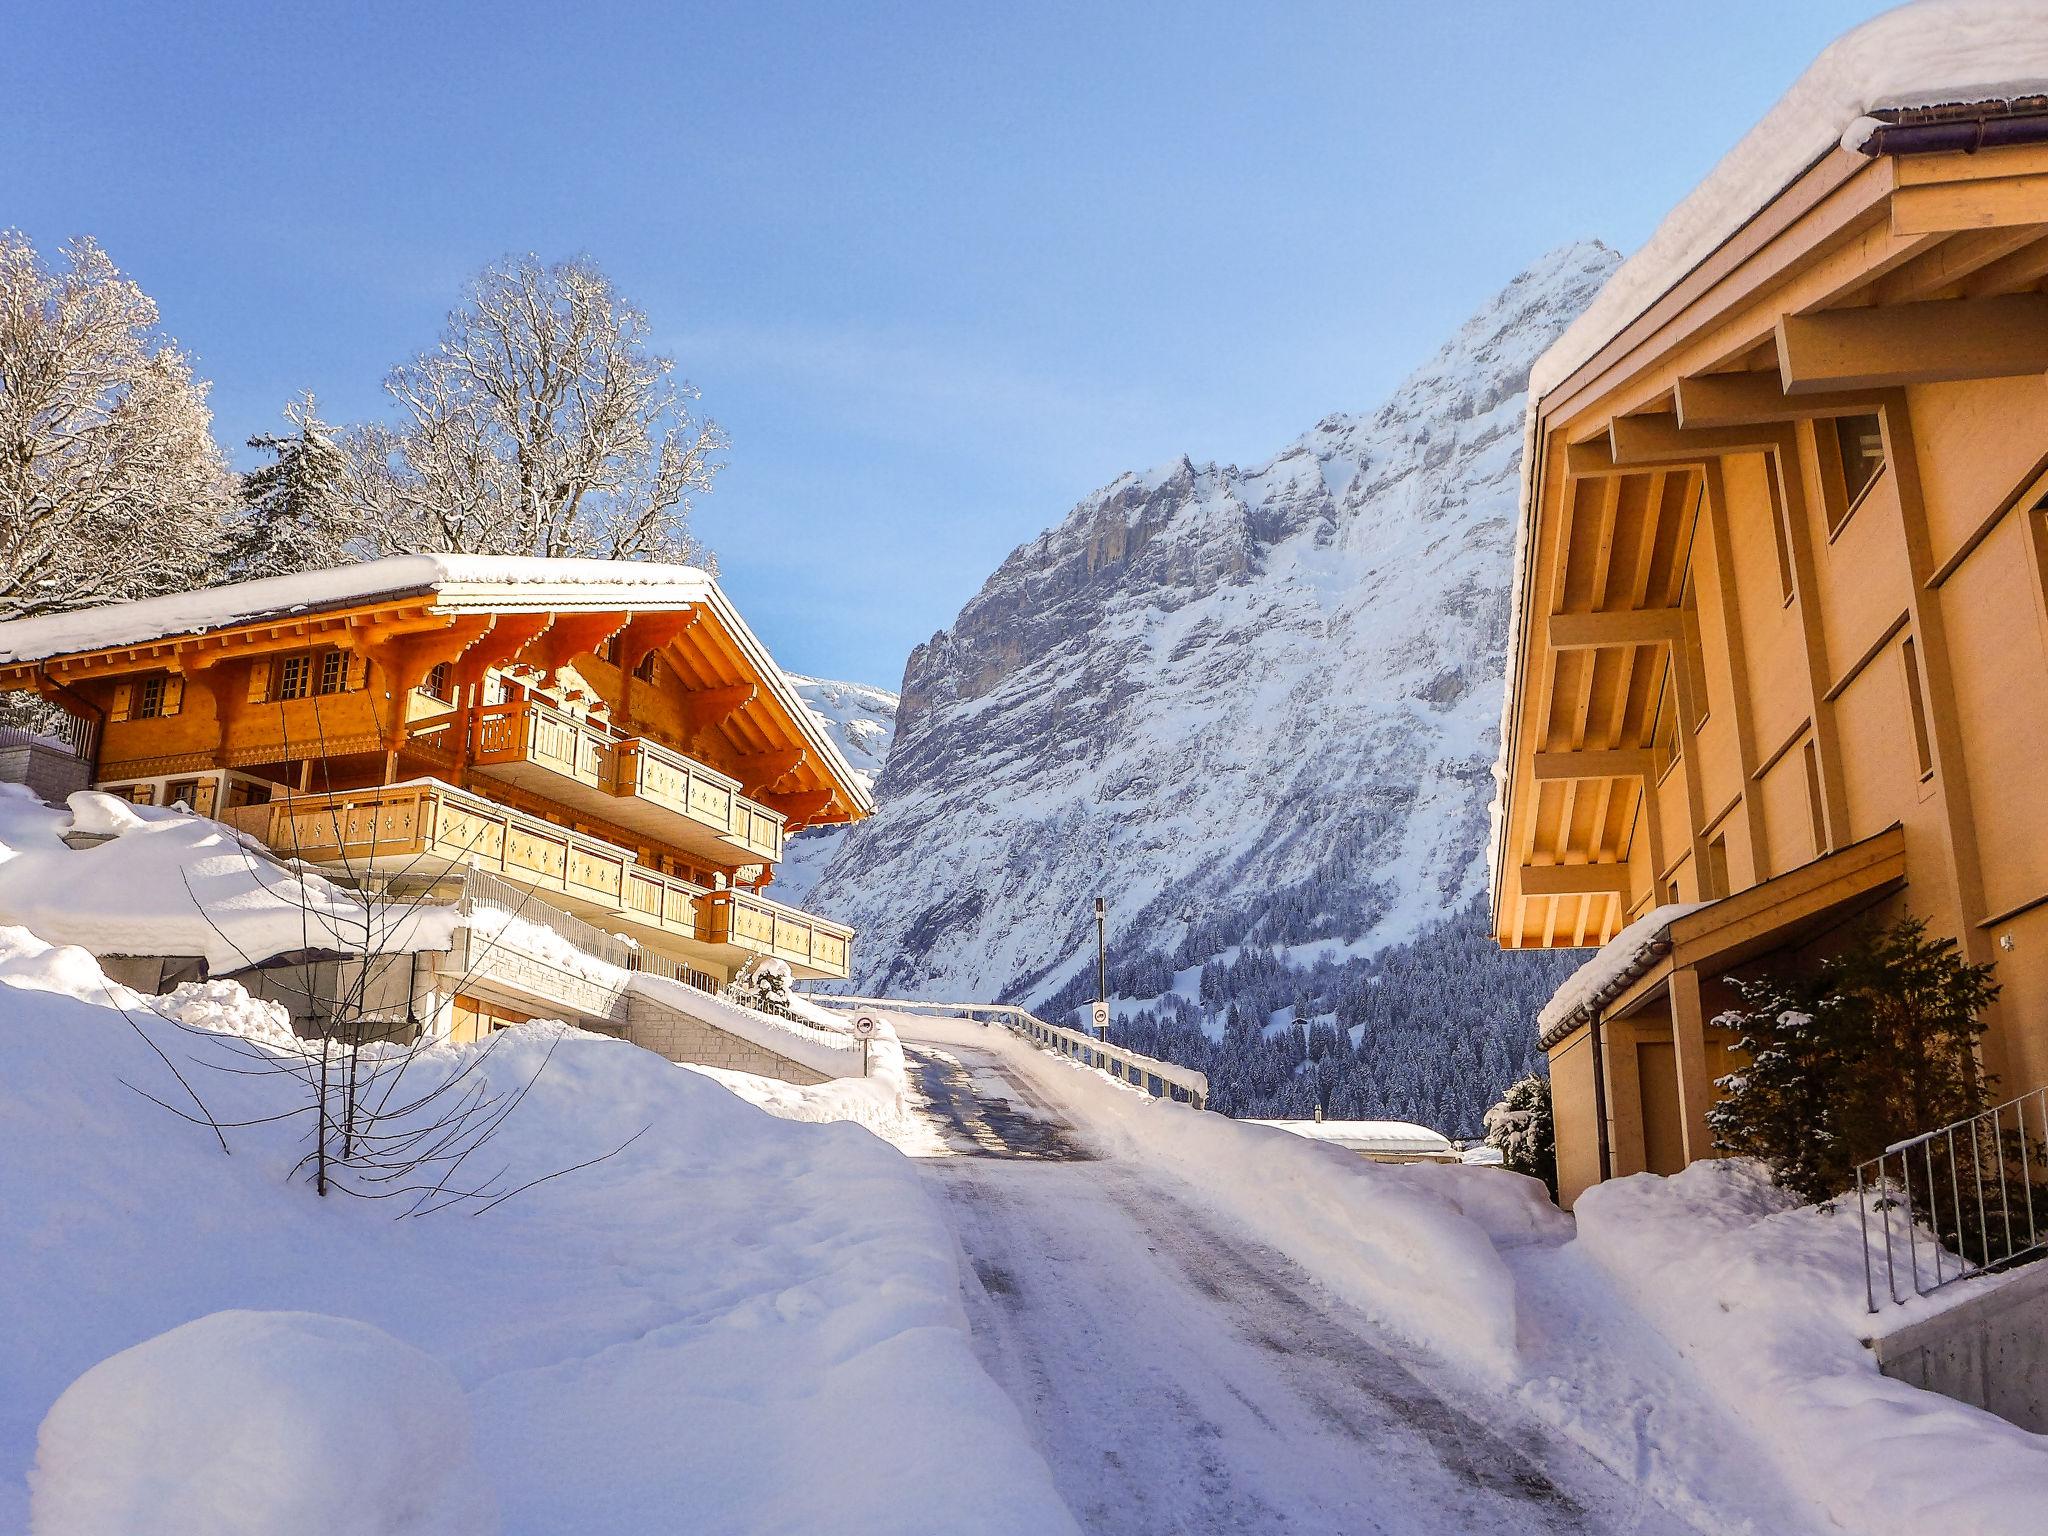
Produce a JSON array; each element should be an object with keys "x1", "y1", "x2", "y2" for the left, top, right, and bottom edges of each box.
[
  {"x1": 1535, "y1": 901, "x2": 1710, "y2": 1041},
  {"x1": 0, "y1": 554, "x2": 713, "y2": 666},
  {"x1": 1533, "y1": 0, "x2": 2048, "y2": 402},
  {"x1": 1244, "y1": 1119, "x2": 1458, "y2": 1156}
]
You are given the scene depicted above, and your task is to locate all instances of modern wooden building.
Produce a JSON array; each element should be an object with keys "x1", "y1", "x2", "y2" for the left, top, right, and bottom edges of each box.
[
  {"x1": 0, "y1": 557, "x2": 870, "y2": 1044},
  {"x1": 1493, "y1": 81, "x2": 2048, "y2": 1205}
]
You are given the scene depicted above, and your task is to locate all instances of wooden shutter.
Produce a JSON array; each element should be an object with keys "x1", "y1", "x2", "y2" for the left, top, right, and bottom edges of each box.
[
  {"x1": 246, "y1": 660, "x2": 270, "y2": 703},
  {"x1": 108, "y1": 683, "x2": 132, "y2": 723},
  {"x1": 160, "y1": 675, "x2": 184, "y2": 718},
  {"x1": 349, "y1": 651, "x2": 372, "y2": 691}
]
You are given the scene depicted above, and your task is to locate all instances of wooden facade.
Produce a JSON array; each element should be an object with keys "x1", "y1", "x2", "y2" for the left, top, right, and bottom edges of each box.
[
  {"x1": 1493, "y1": 117, "x2": 2048, "y2": 1206},
  {"x1": 0, "y1": 560, "x2": 866, "y2": 985}
]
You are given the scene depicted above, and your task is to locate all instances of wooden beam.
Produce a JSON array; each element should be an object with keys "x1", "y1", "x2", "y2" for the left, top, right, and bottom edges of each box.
[
  {"x1": 1776, "y1": 293, "x2": 2048, "y2": 393},
  {"x1": 762, "y1": 787, "x2": 837, "y2": 827},
  {"x1": 1532, "y1": 748, "x2": 1657, "y2": 782},
  {"x1": 1890, "y1": 172, "x2": 2048, "y2": 238},
  {"x1": 1519, "y1": 863, "x2": 1635, "y2": 898},
  {"x1": 732, "y1": 746, "x2": 804, "y2": 797},
  {"x1": 1608, "y1": 413, "x2": 1781, "y2": 466},
  {"x1": 1564, "y1": 438, "x2": 1625, "y2": 478},
  {"x1": 1676, "y1": 370, "x2": 1897, "y2": 429},
  {"x1": 679, "y1": 683, "x2": 756, "y2": 736},
  {"x1": 1546, "y1": 609, "x2": 1684, "y2": 650}
]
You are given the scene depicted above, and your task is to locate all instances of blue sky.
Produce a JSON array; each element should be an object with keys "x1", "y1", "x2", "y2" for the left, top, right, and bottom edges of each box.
[{"x1": 5, "y1": 1, "x2": 1889, "y2": 686}]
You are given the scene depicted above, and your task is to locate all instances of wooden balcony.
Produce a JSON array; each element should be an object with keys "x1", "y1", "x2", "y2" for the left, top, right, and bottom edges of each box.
[
  {"x1": 241, "y1": 780, "x2": 848, "y2": 978},
  {"x1": 698, "y1": 887, "x2": 854, "y2": 978},
  {"x1": 467, "y1": 699, "x2": 784, "y2": 866}
]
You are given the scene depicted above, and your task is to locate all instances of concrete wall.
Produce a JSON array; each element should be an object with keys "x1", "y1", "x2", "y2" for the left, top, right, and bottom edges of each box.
[
  {"x1": 624, "y1": 993, "x2": 829, "y2": 1085},
  {"x1": 1870, "y1": 1262, "x2": 2048, "y2": 1433}
]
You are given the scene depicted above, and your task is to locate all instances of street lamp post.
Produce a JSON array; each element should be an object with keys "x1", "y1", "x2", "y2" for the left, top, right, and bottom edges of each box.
[{"x1": 1094, "y1": 896, "x2": 1108, "y2": 1043}]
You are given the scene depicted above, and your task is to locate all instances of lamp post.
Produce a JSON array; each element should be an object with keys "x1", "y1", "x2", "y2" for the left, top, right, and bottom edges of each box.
[{"x1": 1094, "y1": 896, "x2": 1108, "y2": 1043}]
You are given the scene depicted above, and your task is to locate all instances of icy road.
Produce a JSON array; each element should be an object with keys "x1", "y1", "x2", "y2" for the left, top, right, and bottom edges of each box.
[{"x1": 890, "y1": 1025, "x2": 1707, "y2": 1536}]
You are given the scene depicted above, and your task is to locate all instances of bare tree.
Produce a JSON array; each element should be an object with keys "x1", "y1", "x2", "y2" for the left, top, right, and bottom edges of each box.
[
  {"x1": 347, "y1": 255, "x2": 726, "y2": 566},
  {"x1": 0, "y1": 231, "x2": 233, "y2": 620}
]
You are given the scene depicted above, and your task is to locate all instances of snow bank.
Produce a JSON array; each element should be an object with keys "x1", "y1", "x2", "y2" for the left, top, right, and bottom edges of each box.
[
  {"x1": 1574, "y1": 1160, "x2": 2048, "y2": 1535},
  {"x1": 30, "y1": 1310, "x2": 497, "y2": 1536},
  {"x1": 1242, "y1": 1118, "x2": 1459, "y2": 1158},
  {"x1": 899, "y1": 1013, "x2": 1561, "y2": 1382},
  {"x1": 0, "y1": 928, "x2": 1072, "y2": 1535},
  {"x1": 0, "y1": 786, "x2": 457, "y2": 971},
  {"x1": 1533, "y1": 0, "x2": 2048, "y2": 400}
]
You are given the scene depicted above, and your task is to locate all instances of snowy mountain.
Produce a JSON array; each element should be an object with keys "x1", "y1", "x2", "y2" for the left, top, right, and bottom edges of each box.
[
  {"x1": 806, "y1": 241, "x2": 1618, "y2": 1130},
  {"x1": 773, "y1": 676, "x2": 899, "y2": 904}
]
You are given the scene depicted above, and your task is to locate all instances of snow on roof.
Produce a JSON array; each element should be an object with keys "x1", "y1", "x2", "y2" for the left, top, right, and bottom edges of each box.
[
  {"x1": 1532, "y1": 0, "x2": 2048, "y2": 402},
  {"x1": 0, "y1": 556, "x2": 873, "y2": 816},
  {"x1": 1535, "y1": 901, "x2": 1710, "y2": 1046},
  {"x1": 0, "y1": 555, "x2": 714, "y2": 665},
  {"x1": 1245, "y1": 1119, "x2": 1457, "y2": 1156},
  {"x1": 1494, "y1": 0, "x2": 2048, "y2": 918}
]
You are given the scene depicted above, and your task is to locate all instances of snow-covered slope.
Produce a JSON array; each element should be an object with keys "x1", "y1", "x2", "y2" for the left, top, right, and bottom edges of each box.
[
  {"x1": 774, "y1": 676, "x2": 899, "y2": 904},
  {"x1": 807, "y1": 244, "x2": 1616, "y2": 1058}
]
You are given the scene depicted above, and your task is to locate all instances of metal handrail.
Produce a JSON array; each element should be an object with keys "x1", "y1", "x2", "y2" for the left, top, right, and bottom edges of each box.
[
  {"x1": 814, "y1": 994, "x2": 1209, "y2": 1108},
  {"x1": 1855, "y1": 1082, "x2": 2048, "y2": 1310}
]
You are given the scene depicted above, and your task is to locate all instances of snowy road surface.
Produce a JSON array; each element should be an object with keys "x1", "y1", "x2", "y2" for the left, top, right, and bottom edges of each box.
[{"x1": 896, "y1": 1034, "x2": 1696, "y2": 1536}]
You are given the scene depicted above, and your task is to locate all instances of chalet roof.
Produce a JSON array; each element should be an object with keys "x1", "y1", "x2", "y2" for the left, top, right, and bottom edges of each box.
[
  {"x1": 0, "y1": 555, "x2": 875, "y2": 818},
  {"x1": 1531, "y1": 0, "x2": 2048, "y2": 403},
  {"x1": 1489, "y1": 0, "x2": 2048, "y2": 919}
]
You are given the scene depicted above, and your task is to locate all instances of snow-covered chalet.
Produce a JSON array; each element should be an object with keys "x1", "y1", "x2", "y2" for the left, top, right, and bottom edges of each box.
[{"x1": 0, "y1": 557, "x2": 872, "y2": 1062}]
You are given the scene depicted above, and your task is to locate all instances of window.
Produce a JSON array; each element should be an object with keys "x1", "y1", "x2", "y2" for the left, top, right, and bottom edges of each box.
[
  {"x1": 1823, "y1": 412, "x2": 1886, "y2": 536},
  {"x1": 421, "y1": 662, "x2": 452, "y2": 702},
  {"x1": 633, "y1": 651, "x2": 660, "y2": 683},
  {"x1": 272, "y1": 648, "x2": 348, "y2": 703},
  {"x1": 1705, "y1": 835, "x2": 1731, "y2": 900},
  {"x1": 132, "y1": 675, "x2": 166, "y2": 719},
  {"x1": 1902, "y1": 636, "x2": 1934, "y2": 781}
]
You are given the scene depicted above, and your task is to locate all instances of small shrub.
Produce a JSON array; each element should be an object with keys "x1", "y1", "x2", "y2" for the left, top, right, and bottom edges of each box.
[
  {"x1": 1484, "y1": 1072, "x2": 1557, "y2": 1200},
  {"x1": 1709, "y1": 916, "x2": 1997, "y2": 1204}
]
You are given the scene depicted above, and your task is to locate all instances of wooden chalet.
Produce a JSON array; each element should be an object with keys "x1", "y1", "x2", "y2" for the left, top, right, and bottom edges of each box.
[
  {"x1": 0, "y1": 557, "x2": 870, "y2": 1037},
  {"x1": 1494, "y1": 56, "x2": 2048, "y2": 1203}
]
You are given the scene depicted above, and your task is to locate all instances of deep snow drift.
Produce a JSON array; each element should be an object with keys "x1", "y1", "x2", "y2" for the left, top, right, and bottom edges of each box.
[{"x1": 0, "y1": 927, "x2": 1071, "y2": 1535}]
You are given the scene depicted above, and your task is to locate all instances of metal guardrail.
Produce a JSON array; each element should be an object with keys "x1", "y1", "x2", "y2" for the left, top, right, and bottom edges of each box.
[
  {"x1": 1856, "y1": 1082, "x2": 2048, "y2": 1310},
  {"x1": 815, "y1": 995, "x2": 1208, "y2": 1109}
]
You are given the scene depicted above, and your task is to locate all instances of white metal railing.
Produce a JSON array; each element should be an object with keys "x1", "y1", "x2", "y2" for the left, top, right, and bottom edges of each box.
[
  {"x1": 814, "y1": 995, "x2": 1208, "y2": 1108},
  {"x1": 1855, "y1": 1082, "x2": 2048, "y2": 1310}
]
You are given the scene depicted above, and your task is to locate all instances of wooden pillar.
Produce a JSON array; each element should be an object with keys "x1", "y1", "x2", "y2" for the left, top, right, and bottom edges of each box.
[{"x1": 1670, "y1": 965, "x2": 1714, "y2": 1164}]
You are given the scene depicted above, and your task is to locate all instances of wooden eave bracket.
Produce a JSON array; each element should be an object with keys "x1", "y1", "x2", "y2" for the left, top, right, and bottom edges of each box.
[
  {"x1": 1546, "y1": 609, "x2": 1683, "y2": 649},
  {"x1": 733, "y1": 746, "x2": 806, "y2": 797},
  {"x1": 1674, "y1": 371, "x2": 1891, "y2": 429},
  {"x1": 1776, "y1": 292, "x2": 2048, "y2": 393},
  {"x1": 762, "y1": 787, "x2": 838, "y2": 827},
  {"x1": 1518, "y1": 864, "x2": 1633, "y2": 898},
  {"x1": 679, "y1": 683, "x2": 757, "y2": 736},
  {"x1": 1531, "y1": 748, "x2": 1657, "y2": 781}
]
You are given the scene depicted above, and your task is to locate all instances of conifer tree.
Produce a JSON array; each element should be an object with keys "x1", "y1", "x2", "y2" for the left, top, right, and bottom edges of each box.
[{"x1": 231, "y1": 394, "x2": 355, "y2": 578}]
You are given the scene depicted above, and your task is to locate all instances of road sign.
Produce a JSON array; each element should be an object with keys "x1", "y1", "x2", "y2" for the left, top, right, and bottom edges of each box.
[
  {"x1": 850, "y1": 1013, "x2": 881, "y2": 1039},
  {"x1": 1090, "y1": 1001, "x2": 1110, "y2": 1036}
]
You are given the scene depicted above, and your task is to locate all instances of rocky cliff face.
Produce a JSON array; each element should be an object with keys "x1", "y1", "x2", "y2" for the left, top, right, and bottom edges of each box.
[{"x1": 808, "y1": 243, "x2": 1615, "y2": 1113}]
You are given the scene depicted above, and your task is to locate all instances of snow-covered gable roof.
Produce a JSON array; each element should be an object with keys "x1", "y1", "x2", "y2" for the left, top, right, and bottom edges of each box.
[
  {"x1": 1492, "y1": 0, "x2": 2048, "y2": 919},
  {"x1": 0, "y1": 555, "x2": 874, "y2": 816},
  {"x1": 1532, "y1": 0, "x2": 2048, "y2": 402}
]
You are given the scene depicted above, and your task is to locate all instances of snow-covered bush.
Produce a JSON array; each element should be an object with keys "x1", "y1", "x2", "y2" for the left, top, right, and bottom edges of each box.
[
  {"x1": 29, "y1": 1310, "x2": 497, "y2": 1536},
  {"x1": 1482, "y1": 1073, "x2": 1556, "y2": 1200},
  {"x1": 1709, "y1": 916, "x2": 1998, "y2": 1203},
  {"x1": 723, "y1": 956, "x2": 795, "y2": 1019}
]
